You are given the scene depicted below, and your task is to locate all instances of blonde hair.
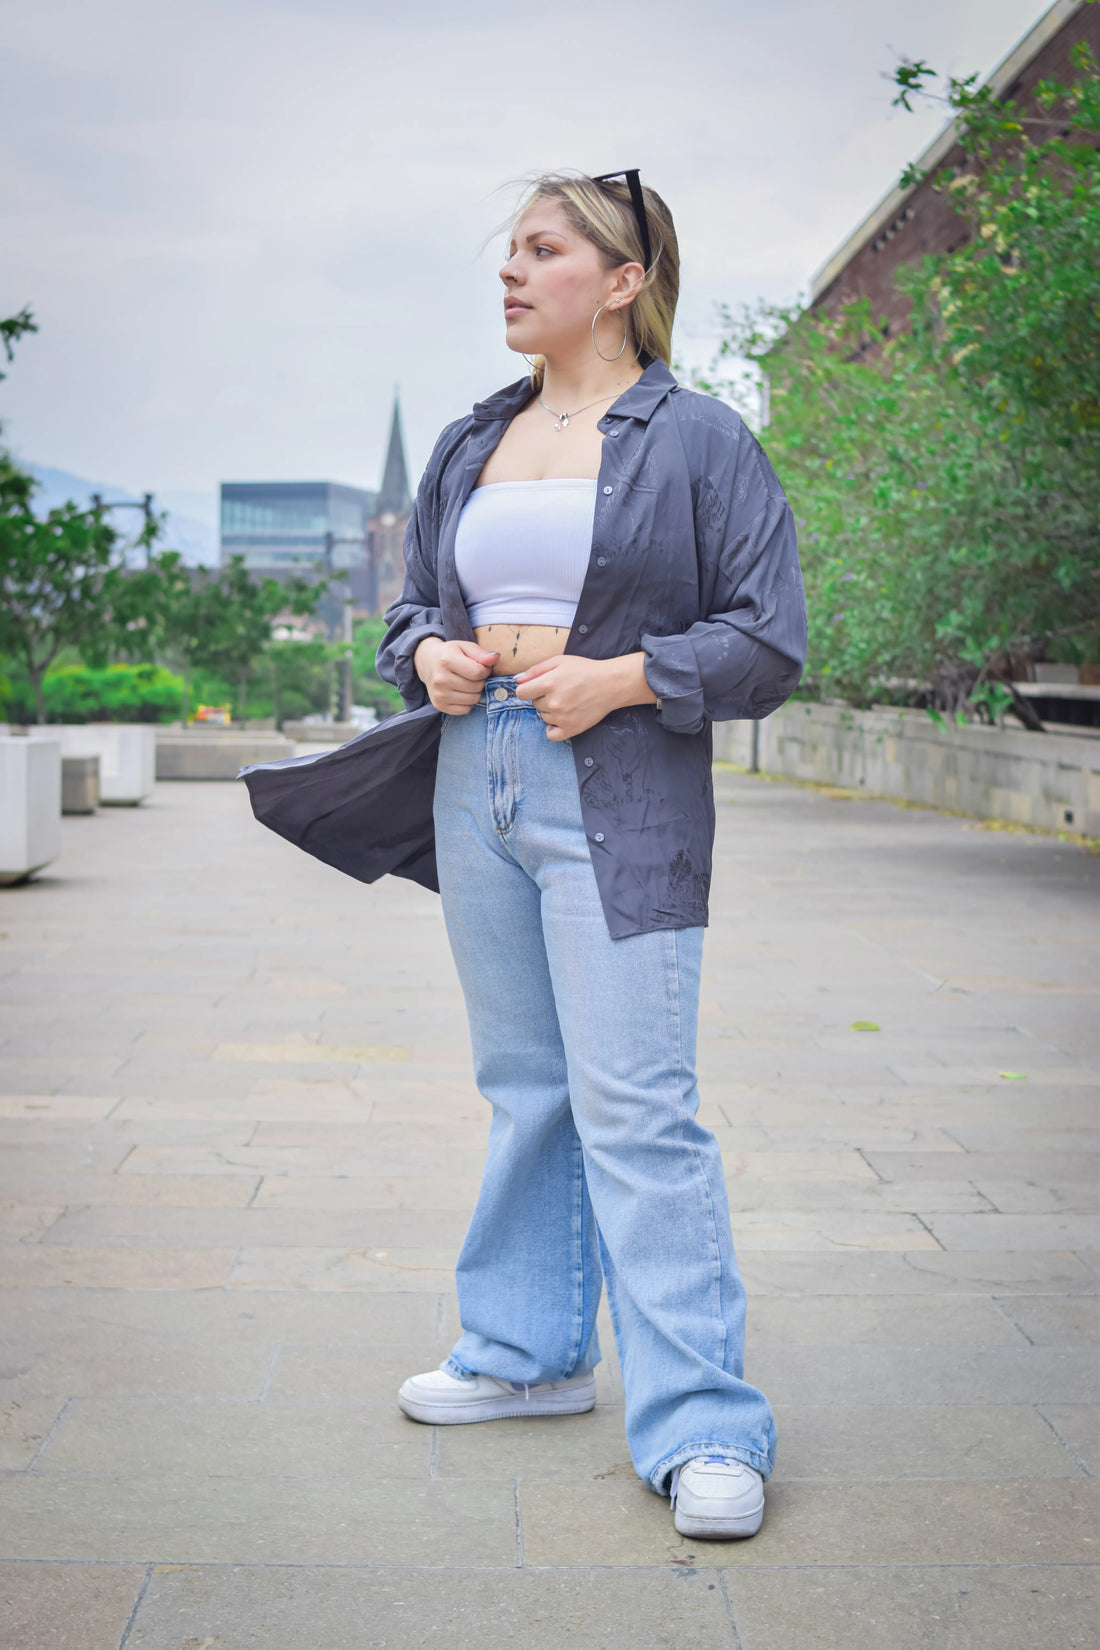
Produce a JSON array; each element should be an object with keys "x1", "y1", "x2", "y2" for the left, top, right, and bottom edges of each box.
[{"x1": 504, "y1": 171, "x2": 680, "y2": 389}]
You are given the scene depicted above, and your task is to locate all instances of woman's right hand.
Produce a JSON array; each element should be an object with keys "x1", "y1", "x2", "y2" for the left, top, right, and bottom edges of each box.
[{"x1": 414, "y1": 637, "x2": 500, "y2": 714}]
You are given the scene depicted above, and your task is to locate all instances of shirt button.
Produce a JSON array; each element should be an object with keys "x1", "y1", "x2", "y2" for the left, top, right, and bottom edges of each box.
[
  {"x1": 492, "y1": 686, "x2": 508, "y2": 701},
  {"x1": 584, "y1": 756, "x2": 594, "y2": 766},
  {"x1": 594, "y1": 832, "x2": 605, "y2": 842},
  {"x1": 578, "y1": 624, "x2": 588, "y2": 634},
  {"x1": 602, "y1": 485, "x2": 613, "y2": 495},
  {"x1": 596, "y1": 557, "x2": 606, "y2": 567}
]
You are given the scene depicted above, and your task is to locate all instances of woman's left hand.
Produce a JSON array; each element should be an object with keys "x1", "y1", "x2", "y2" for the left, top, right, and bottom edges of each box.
[{"x1": 514, "y1": 652, "x2": 656, "y2": 740}]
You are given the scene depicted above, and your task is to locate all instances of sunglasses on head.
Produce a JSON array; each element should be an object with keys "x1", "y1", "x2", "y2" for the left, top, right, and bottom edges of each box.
[{"x1": 590, "y1": 169, "x2": 653, "y2": 273}]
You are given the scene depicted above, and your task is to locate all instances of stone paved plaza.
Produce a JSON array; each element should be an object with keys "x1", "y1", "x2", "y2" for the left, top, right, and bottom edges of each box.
[{"x1": 1, "y1": 765, "x2": 1097, "y2": 1648}]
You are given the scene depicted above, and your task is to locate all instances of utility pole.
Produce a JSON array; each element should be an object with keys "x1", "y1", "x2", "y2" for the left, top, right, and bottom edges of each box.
[
  {"x1": 91, "y1": 492, "x2": 157, "y2": 564},
  {"x1": 322, "y1": 529, "x2": 366, "y2": 722}
]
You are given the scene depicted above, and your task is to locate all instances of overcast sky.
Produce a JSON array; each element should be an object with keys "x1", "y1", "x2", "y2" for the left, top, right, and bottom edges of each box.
[{"x1": 1, "y1": 0, "x2": 1048, "y2": 518}]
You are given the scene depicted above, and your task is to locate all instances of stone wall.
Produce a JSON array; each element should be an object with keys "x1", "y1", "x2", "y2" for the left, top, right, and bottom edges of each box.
[
  {"x1": 713, "y1": 702, "x2": 1100, "y2": 838},
  {"x1": 156, "y1": 732, "x2": 294, "y2": 781}
]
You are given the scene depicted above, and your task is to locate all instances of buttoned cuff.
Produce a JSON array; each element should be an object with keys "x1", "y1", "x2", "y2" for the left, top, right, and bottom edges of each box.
[{"x1": 641, "y1": 632, "x2": 706, "y2": 734}]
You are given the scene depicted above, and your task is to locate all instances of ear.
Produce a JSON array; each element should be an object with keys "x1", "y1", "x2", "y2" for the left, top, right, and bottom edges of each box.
[{"x1": 609, "y1": 259, "x2": 646, "y2": 309}]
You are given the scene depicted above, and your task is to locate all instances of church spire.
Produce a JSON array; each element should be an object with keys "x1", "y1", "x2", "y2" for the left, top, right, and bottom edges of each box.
[{"x1": 377, "y1": 391, "x2": 412, "y2": 515}]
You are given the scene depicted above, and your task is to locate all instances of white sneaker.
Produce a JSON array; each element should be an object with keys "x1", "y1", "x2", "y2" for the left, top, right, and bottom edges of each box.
[
  {"x1": 397, "y1": 1367, "x2": 597, "y2": 1425},
  {"x1": 670, "y1": 1455, "x2": 765, "y2": 1539}
]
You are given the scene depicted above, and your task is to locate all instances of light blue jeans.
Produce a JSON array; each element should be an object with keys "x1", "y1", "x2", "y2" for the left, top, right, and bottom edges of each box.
[{"x1": 432, "y1": 678, "x2": 776, "y2": 1493}]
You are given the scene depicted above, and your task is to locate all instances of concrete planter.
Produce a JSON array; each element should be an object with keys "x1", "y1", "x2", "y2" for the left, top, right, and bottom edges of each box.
[
  {"x1": 0, "y1": 736, "x2": 61, "y2": 884},
  {"x1": 156, "y1": 730, "x2": 294, "y2": 780},
  {"x1": 714, "y1": 702, "x2": 1100, "y2": 837},
  {"x1": 62, "y1": 756, "x2": 99, "y2": 814},
  {"x1": 280, "y1": 720, "x2": 363, "y2": 744},
  {"x1": 54, "y1": 724, "x2": 156, "y2": 805}
]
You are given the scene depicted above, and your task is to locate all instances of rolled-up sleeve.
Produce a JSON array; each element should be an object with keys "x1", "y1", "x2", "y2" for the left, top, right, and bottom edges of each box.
[{"x1": 641, "y1": 442, "x2": 807, "y2": 735}]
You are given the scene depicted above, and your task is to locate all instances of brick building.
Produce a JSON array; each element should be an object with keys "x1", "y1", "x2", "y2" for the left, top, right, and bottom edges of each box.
[
  {"x1": 809, "y1": 0, "x2": 1100, "y2": 337},
  {"x1": 365, "y1": 397, "x2": 413, "y2": 616}
]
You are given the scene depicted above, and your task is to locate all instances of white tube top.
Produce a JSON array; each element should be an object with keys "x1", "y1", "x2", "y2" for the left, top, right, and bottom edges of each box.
[{"x1": 454, "y1": 478, "x2": 597, "y2": 629}]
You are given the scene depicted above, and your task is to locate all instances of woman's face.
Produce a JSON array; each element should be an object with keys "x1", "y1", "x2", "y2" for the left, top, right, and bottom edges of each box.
[{"x1": 500, "y1": 198, "x2": 638, "y2": 359}]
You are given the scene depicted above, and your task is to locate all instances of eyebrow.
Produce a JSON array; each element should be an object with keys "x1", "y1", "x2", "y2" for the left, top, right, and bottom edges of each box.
[{"x1": 510, "y1": 226, "x2": 569, "y2": 250}]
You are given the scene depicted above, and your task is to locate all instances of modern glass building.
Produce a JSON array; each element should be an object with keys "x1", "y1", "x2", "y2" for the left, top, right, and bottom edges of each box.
[
  {"x1": 219, "y1": 394, "x2": 413, "y2": 618},
  {"x1": 219, "y1": 481, "x2": 376, "y2": 575}
]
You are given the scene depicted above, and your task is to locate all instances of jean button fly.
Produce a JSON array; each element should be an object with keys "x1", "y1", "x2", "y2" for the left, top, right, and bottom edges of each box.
[{"x1": 492, "y1": 686, "x2": 508, "y2": 702}]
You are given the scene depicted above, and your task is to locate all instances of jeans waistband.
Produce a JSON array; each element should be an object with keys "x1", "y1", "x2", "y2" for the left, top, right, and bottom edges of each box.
[{"x1": 477, "y1": 675, "x2": 539, "y2": 710}]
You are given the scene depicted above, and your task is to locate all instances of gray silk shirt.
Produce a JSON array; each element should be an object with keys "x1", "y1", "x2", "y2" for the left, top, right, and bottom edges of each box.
[{"x1": 376, "y1": 358, "x2": 808, "y2": 940}]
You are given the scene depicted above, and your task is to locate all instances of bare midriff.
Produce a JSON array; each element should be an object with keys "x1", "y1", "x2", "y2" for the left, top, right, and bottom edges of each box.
[{"x1": 475, "y1": 622, "x2": 571, "y2": 676}]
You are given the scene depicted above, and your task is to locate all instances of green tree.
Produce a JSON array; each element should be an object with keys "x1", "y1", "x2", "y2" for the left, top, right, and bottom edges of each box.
[
  {"x1": 702, "y1": 31, "x2": 1100, "y2": 719},
  {"x1": 0, "y1": 460, "x2": 129, "y2": 723},
  {"x1": 267, "y1": 636, "x2": 333, "y2": 725},
  {"x1": 185, "y1": 556, "x2": 319, "y2": 723},
  {"x1": 350, "y1": 615, "x2": 403, "y2": 717}
]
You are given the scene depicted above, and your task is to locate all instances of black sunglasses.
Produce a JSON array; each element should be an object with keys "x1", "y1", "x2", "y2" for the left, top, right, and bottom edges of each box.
[{"x1": 590, "y1": 169, "x2": 653, "y2": 273}]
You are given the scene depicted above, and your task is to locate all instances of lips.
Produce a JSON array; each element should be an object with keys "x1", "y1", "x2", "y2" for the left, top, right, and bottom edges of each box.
[{"x1": 504, "y1": 300, "x2": 532, "y2": 316}]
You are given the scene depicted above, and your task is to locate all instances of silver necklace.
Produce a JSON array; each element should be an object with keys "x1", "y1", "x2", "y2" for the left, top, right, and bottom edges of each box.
[{"x1": 538, "y1": 392, "x2": 616, "y2": 433}]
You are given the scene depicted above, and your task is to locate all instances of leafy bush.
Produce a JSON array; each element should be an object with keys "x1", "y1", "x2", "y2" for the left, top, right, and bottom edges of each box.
[{"x1": 0, "y1": 660, "x2": 182, "y2": 723}]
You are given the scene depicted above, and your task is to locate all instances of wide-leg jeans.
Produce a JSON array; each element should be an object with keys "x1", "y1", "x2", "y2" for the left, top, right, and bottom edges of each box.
[{"x1": 432, "y1": 678, "x2": 776, "y2": 1493}]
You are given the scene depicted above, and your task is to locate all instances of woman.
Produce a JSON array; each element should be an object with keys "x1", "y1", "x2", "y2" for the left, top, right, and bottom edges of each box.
[{"x1": 376, "y1": 170, "x2": 807, "y2": 1540}]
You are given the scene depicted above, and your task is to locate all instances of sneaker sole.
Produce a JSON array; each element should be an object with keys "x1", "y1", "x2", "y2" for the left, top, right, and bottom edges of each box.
[
  {"x1": 673, "y1": 1501, "x2": 765, "y2": 1540},
  {"x1": 398, "y1": 1379, "x2": 597, "y2": 1426}
]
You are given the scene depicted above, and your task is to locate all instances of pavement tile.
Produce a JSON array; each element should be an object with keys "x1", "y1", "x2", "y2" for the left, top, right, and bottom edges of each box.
[
  {"x1": 746, "y1": 1295, "x2": 1022, "y2": 1346},
  {"x1": 125, "y1": 1563, "x2": 738, "y2": 1650},
  {"x1": 435, "y1": 1406, "x2": 632, "y2": 1483},
  {"x1": 725, "y1": 1565, "x2": 1100, "y2": 1650},
  {"x1": 0, "y1": 1561, "x2": 146, "y2": 1650},
  {"x1": 864, "y1": 1150, "x2": 1099, "y2": 1184},
  {"x1": 737, "y1": 1249, "x2": 1100, "y2": 1298},
  {"x1": 520, "y1": 1479, "x2": 1099, "y2": 1567},
  {"x1": 0, "y1": 1395, "x2": 67, "y2": 1467},
  {"x1": 39, "y1": 1205, "x2": 471, "y2": 1250},
  {"x1": 0, "y1": 1142, "x2": 135, "y2": 1174},
  {"x1": 264, "y1": 1342, "x2": 452, "y2": 1400},
  {"x1": 0, "y1": 1286, "x2": 443, "y2": 1347},
  {"x1": 771, "y1": 1402, "x2": 1083, "y2": 1480},
  {"x1": 720, "y1": 1150, "x2": 878, "y2": 1181},
  {"x1": 251, "y1": 1175, "x2": 482, "y2": 1210},
  {"x1": 1038, "y1": 1404, "x2": 1100, "y2": 1473},
  {"x1": 891, "y1": 1066, "x2": 1100, "y2": 1088},
  {"x1": 0, "y1": 1337, "x2": 274, "y2": 1401},
  {"x1": 0, "y1": 1204, "x2": 64, "y2": 1242},
  {"x1": 749, "y1": 1342, "x2": 1099, "y2": 1407},
  {"x1": 996, "y1": 1295, "x2": 1100, "y2": 1345},
  {"x1": 0, "y1": 1473, "x2": 517, "y2": 1566},
  {"x1": 227, "y1": 1245, "x2": 457, "y2": 1291},
  {"x1": 945, "y1": 1127, "x2": 1100, "y2": 1153},
  {"x1": 0, "y1": 1096, "x2": 120, "y2": 1119},
  {"x1": 0, "y1": 1114, "x2": 254, "y2": 1146},
  {"x1": 119, "y1": 1143, "x2": 487, "y2": 1177},
  {"x1": 0, "y1": 1172, "x2": 259, "y2": 1207},
  {"x1": 0, "y1": 1245, "x2": 236, "y2": 1289},
  {"x1": 726, "y1": 1179, "x2": 992, "y2": 1213},
  {"x1": 36, "y1": 1396, "x2": 432, "y2": 1477},
  {"x1": 727, "y1": 1210, "x2": 941, "y2": 1251},
  {"x1": 922, "y1": 1213, "x2": 1100, "y2": 1252},
  {"x1": 971, "y1": 1179, "x2": 1098, "y2": 1213}
]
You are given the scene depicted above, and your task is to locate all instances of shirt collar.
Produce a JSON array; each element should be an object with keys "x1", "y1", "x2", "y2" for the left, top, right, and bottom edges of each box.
[{"x1": 470, "y1": 357, "x2": 679, "y2": 427}]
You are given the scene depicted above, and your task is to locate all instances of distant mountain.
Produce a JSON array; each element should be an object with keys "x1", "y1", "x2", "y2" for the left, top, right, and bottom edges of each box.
[{"x1": 23, "y1": 463, "x2": 218, "y2": 568}]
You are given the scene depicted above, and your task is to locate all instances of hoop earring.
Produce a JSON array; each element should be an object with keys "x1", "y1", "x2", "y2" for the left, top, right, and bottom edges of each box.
[{"x1": 591, "y1": 304, "x2": 628, "y2": 362}]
